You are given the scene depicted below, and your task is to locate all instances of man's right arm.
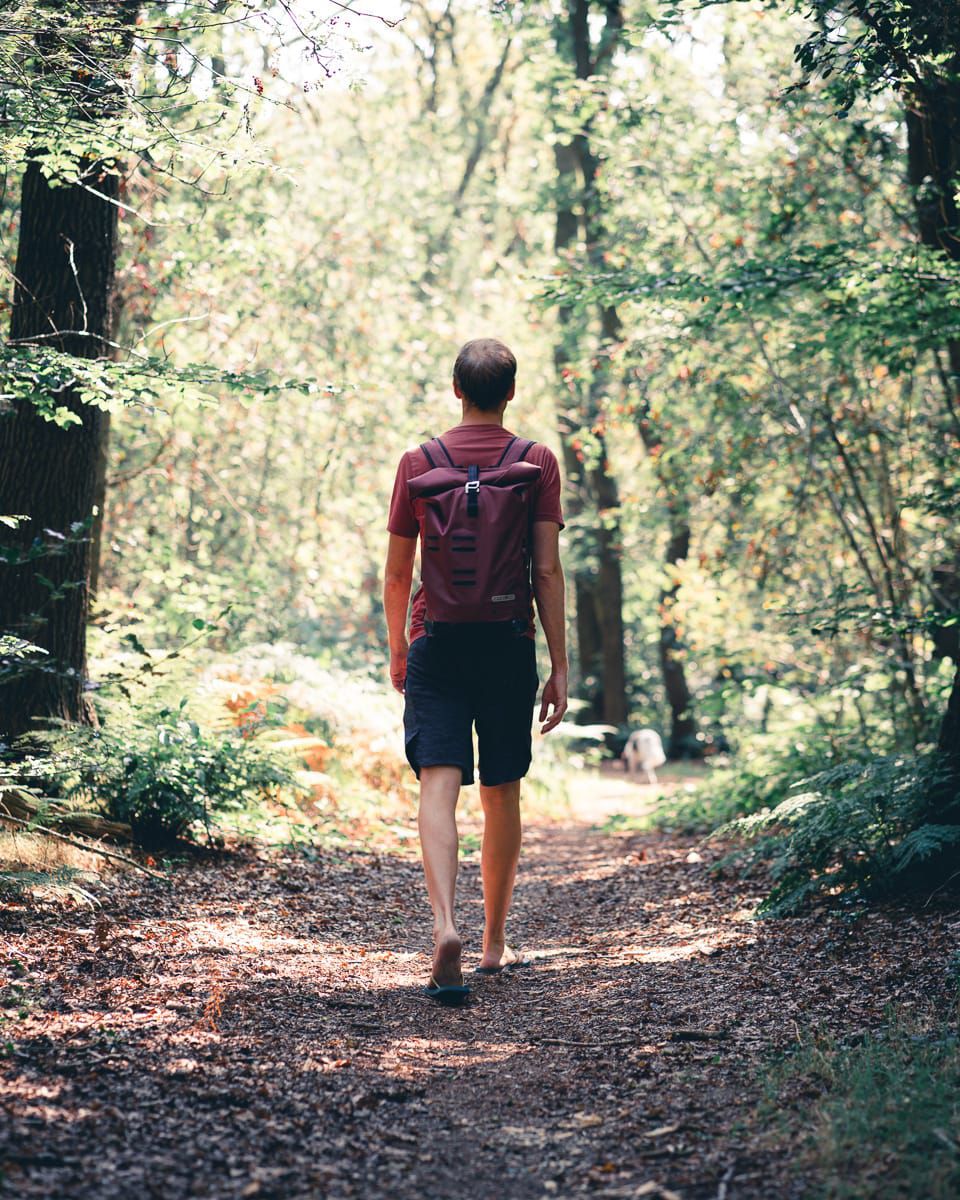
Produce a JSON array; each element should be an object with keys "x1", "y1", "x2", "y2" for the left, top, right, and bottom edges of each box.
[
  {"x1": 383, "y1": 533, "x2": 417, "y2": 693},
  {"x1": 531, "y1": 520, "x2": 568, "y2": 734}
]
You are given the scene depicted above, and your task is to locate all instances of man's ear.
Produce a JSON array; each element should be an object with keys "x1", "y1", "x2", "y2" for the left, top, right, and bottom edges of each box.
[{"x1": 453, "y1": 377, "x2": 464, "y2": 400}]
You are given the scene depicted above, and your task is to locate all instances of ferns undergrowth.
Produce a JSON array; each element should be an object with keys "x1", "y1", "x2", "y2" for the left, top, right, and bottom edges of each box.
[
  {"x1": 5, "y1": 699, "x2": 304, "y2": 851},
  {"x1": 711, "y1": 750, "x2": 960, "y2": 914}
]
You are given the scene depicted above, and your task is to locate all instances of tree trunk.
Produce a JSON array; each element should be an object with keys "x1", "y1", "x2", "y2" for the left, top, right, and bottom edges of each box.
[
  {"x1": 555, "y1": 420, "x2": 605, "y2": 715},
  {"x1": 587, "y1": 436, "x2": 628, "y2": 728},
  {"x1": 635, "y1": 397, "x2": 702, "y2": 757},
  {"x1": 937, "y1": 665, "x2": 960, "y2": 763},
  {"x1": 553, "y1": 141, "x2": 604, "y2": 722},
  {"x1": 658, "y1": 516, "x2": 699, "y2": 758},
  {"x1": 0, "y1": 159, "x2": 121, "y2": 739},
  {"x1": 551, "y1": 0, "x2": 629, "y2": 728},
  {"x1": 88, "y1": 410, "x2": 111, "y2": 602},
  {"x1": 0, "y1": 3, "x2": 137, "y2": 740},
  {"x1": 905, "y1": 65, "x2": 960, "y2": 786},
  {"x1": 906, "y1": 75, "x2": 960, "y2": 264}
]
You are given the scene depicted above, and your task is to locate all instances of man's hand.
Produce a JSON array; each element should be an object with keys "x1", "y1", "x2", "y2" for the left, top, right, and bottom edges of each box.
[
  {"x1": 390, "y1": 642, "x2": 409, "y2": 694},
  {"x1": 539, "y1": 668, "x2": 568, "y2": 734}
]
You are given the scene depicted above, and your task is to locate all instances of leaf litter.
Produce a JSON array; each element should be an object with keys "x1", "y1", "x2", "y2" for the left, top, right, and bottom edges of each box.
[{"x1": 1, "y1": 804, "x2": 957, "y2": 1199}]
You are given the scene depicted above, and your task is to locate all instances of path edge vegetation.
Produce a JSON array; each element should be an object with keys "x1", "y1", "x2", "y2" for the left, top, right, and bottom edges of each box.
[{"x1": 0, "y1": 0, "x2": 957, "y2": 926}]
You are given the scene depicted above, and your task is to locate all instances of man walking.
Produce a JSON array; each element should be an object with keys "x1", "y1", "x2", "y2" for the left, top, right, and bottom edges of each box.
[{"x1": 383, "y1": 338, "x2": 568, "y2": 1004}]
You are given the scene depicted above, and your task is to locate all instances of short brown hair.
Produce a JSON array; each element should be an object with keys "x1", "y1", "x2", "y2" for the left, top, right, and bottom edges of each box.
[{"x1": 453, "y1": 338, "x2": 517, "y2": 412}]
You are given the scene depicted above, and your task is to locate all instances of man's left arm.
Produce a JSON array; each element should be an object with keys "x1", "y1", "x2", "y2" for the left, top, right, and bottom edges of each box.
[
  {"x1": 531, "y1": 520, "x2": 568, "y2": 734},
  {"x1": 383, "y1": 533, "x2": 417, "y2": 693}
]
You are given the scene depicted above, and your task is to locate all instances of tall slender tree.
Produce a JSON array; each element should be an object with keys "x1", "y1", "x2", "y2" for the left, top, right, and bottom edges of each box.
[
  {"x1": 551, "y1": 0, "x2": 628, "y2": 728},
  {"x1": 0, "y1": 3, "x2": 138, "y2": 739}
]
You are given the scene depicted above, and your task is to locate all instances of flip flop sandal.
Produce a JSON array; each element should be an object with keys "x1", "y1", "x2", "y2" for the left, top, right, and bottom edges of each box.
[
  {"x1": 424, "y1": 975, "x2": 471, "y2": 1006},
  {"x1": 474, "y1": 953, "x2": 532, "y2": 976}
]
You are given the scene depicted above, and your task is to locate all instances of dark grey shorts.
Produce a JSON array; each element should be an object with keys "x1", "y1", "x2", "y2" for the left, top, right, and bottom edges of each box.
[{"x1": 402, "y1": 630, "x2": 539, "y2": 787}]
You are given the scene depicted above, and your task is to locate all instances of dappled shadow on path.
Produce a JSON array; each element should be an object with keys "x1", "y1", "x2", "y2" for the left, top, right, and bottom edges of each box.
[{"x1": 2, "y1": 799, "x2": 956, "y2": 1200}]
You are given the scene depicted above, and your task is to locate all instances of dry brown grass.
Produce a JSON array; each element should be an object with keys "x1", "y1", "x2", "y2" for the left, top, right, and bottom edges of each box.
[{"x1": 0, "y1": 829, "x2": 105, "y2": 876}]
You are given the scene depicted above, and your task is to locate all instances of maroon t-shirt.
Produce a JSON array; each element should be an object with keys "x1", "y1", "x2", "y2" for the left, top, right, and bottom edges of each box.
[{"x1": 388, "y1": 423, "x2": 564, "y2": 643}]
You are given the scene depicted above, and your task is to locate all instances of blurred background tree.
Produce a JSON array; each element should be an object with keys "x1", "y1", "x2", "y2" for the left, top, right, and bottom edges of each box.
[{"x1": 2, "y1": 2, "x2": 958, "y2": 877}]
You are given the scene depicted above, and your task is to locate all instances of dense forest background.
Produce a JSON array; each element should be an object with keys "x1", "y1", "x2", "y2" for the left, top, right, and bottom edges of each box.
[
  {"x1": 3, "y1": 2, "x2": 959, "y2": 876},
  {"x1": 2, "y1": 6, "x2": 960, "y2": 1198}
]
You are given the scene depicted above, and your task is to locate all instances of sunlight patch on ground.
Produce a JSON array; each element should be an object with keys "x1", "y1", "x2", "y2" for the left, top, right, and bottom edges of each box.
[
  {"x1": 378, "y1": 1035, "x2": 530, "y2": 1071},
  {"x1": 620, "y1": 940, "x2": 727, "y2": 964},
  {"x1": 539, "y1": 916, "x2": 760, "y2": 964}
]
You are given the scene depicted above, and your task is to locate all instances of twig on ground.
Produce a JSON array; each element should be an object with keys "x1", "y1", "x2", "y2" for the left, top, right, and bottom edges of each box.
[
  {"x1": 924, "y1": 869, "x2": 960, "y2": 906},
  {"x1": 717, "y1": 1162, "x2": 736, "y2": 1199},
  {"x1": 932, "y1": 1127, "x2": 959, "y2": 1153},
  {"x1": 535, "y1": 1036, "x2": 641, "y2": 1048},
  {"x1": 669, "y1": 1028, "x2": 730, "y2": 1042},
  {"x1": 0, "y1": 813, "x2": 167, "y2": 880}
]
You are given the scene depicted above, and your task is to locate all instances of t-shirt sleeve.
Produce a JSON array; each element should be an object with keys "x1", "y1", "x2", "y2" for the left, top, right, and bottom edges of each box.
[
  {"x1": 532, "y1": 445, "x2": 564, "y2": 529},
  {"x1": 387, "y1": 451, "x2": 419, "y2": 538}
]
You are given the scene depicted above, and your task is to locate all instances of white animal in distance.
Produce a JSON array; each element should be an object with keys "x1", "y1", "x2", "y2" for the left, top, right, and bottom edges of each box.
[{"x1": 622, "y1": 728, "x2": 666, "y2": 784}]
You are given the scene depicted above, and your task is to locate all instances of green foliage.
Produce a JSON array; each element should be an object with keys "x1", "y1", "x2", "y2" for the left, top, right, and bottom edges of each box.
[
  {"x1": 89, "y1": 3, "x2": 565, "y2": 661},
  {"x1": 657, "y1": 2, "x2": 958, "y2": 113},
  {"x1": 0, "y1": 344, "x2": 340, "y2": 426},
  {"x1": 540, "y1": 241, "x2": 960, "y2": 374},
  {"x1": 3, "y1": 0, "x2": 957, "y2": 918},
  {"x1": 18, "y1": 702, "x2": 303, "y2": 849},
  {"x1": 653, "y1": 735, "x2": 870, "y2": 835},
  {"x1": 790, "y1": 0, "x2": 960, "y2": 110},
  {"x1": 722, "y1": 752, "x2": 960, "y2": 914},
  {"x1": 0, "y1": 635, "x2": 48, "y2": 669},
  {"x1": 0, "y1": 3, "x2": 342, "y2": 179},
  {"x1": 0, "y1": 519, "x2": 94, "y2": 693},
  {"x1": 765, "y1": 1012, "x2": 960, "y2": 1199}
]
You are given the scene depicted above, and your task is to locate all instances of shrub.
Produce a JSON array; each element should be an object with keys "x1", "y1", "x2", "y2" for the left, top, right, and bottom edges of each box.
[
  {"x1": 722, "y1": 751, "x2": 960, "y2": 914},
  {"x1": 18, "y1": 702, "x2": 303, "y2": 849},
  {"x1": 652, "y1": 734, "x2": 872, "y2": 835}
]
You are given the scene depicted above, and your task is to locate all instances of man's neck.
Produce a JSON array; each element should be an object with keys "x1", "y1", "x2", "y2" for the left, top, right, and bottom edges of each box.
[{"x1": 457, "y1": 405, "x2": 505, "y2": 427}]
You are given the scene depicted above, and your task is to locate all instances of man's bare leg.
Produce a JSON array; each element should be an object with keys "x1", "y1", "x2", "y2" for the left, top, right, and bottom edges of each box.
[
  {"x1": 418, "y1": 765, "x2": 464, "y2": 985},
  {"x1": 477, "y1": 779, "x2": 523, "y2": 970}
]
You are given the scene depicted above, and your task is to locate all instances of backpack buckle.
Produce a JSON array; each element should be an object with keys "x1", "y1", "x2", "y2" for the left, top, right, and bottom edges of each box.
[{"x1": 465, "y1": 465, "x2": 480, "y2": 516}]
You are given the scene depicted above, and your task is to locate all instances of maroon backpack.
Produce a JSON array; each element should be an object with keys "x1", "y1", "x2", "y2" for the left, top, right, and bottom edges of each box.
[{"x1": 407, "y1": 435, "x2": 541, "y2": 627}]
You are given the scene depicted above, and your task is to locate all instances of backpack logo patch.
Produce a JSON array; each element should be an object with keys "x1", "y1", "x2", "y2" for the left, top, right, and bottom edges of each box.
[{"x1": 491, "y1": 594, "x2": 516, "y2": 603}]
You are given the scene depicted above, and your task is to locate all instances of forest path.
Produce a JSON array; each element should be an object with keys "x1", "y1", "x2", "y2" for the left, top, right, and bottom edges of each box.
[{"x1": 1, "y1": 775, "x2": 951, "y2": 1200}]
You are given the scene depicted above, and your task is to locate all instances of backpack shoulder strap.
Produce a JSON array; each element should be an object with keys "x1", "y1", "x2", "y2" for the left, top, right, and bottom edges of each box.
[
  {"x1": 433, "y1": 437, "x2": 456, "y2": 466},
  {"x1": 497, "y1": 437, "x2": 536, "y2": 467},
  {"x1": 419, "y1": 437, "x2": 457, "y2": 469}
]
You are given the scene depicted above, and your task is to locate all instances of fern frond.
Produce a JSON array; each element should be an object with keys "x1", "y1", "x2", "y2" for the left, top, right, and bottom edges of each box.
[{"x1": 891, "y1": 824, "x2": 960, "y2": 873}]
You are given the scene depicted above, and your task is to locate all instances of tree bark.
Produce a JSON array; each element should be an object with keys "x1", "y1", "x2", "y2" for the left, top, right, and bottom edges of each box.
[
  {"x1": 658, "y1": 517, "x2": 699, "y2": 758},
  {"x1": 555, "y1": 413, "x2": 605, "y2": 714},
  {"x1": 635, "y1": 402, "x2": 701, "y2": 757},
  {"x1": 551, "y1": 0, "x2": 629, "y2": 728},
  {"x1": 905, "y1": 63, "x2": 960, "y2": 789},
  {"x1": 554, "y1": 140, "x2": 602, "y2": 720},
  {"x1": 0, "y1": 2, "x2": 136, "y2": 739},
  {"x1": 0, "y1": 161, "x2": 121, "y2": 739},
  {"x1": 937, "y1": 666, "x2": 960, "y2": 763},
  {"x1": 88, "y1": 409, "x2": 111, "y2": 602}
]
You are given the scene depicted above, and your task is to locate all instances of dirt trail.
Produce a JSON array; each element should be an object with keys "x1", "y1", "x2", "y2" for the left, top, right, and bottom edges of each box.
[{"x1": 1, "y1": 777, "x2": 954, "y2": 1200}]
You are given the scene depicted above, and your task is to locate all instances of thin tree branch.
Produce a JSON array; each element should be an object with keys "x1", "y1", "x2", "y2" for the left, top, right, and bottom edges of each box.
[{"x1": 0, "y1": 812, "x2": 166, "y2": 880}]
